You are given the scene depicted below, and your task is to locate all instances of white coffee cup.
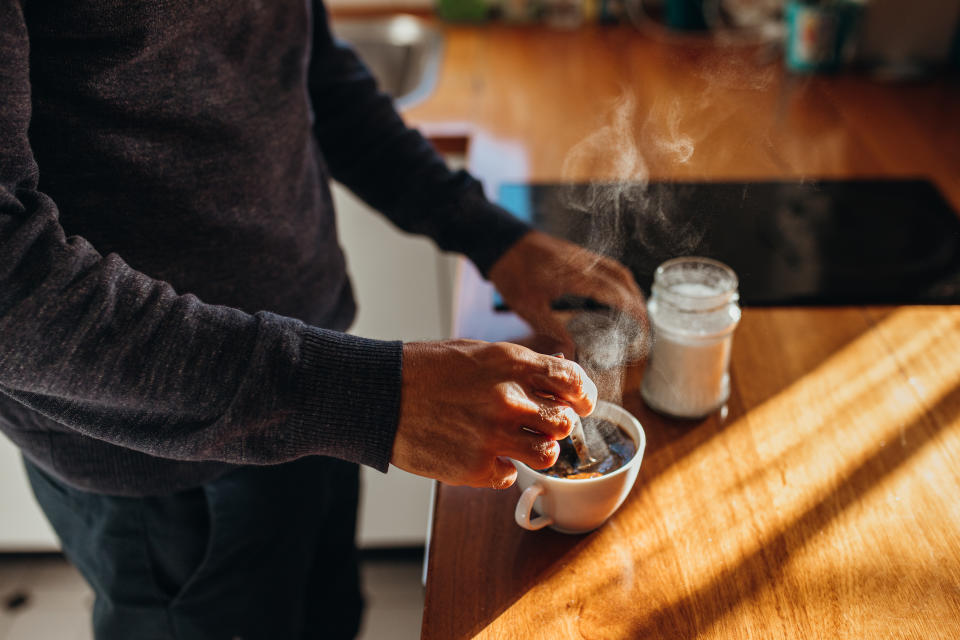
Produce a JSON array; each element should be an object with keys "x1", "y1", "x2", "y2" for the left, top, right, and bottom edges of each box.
[{"x1": 512, "y1": 400, "x2": 646, "y2": 534}]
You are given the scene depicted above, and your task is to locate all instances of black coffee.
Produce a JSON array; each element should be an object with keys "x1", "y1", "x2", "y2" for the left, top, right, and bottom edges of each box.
[{"x1": 539, "y1": 419, "x2": 636, "y2": 479}]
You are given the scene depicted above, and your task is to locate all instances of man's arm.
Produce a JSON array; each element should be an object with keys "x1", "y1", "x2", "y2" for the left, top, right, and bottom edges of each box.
[
  {"x1": 307, "y1": 4, "x2": 648, "y2": 356},
  {"x1": 1, "y1": 1, "x2": 592, "y2": 486},
  {"x1": 0, "y1": 0, "x2": 403, "y2": 470},
  {"x1": 307, "y1": 2, "x2": 531, "y2": 276}
]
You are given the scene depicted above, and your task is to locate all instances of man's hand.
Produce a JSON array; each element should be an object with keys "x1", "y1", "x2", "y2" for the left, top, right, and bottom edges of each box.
[
  {"x1": 392, "y1": 340, "x2": 598, "y2": 488},
  {"x1": 488, "y1": 231, "x2": 648, "y2": 354}
]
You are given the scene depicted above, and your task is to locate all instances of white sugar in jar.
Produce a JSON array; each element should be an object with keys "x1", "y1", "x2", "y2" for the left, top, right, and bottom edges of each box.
[{"x1": 640, "y1": 257, "x2": 741, "y2": 419}]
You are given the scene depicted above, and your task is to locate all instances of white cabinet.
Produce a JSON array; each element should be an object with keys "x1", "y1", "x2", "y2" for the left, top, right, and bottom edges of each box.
[
  {"x1": 332, "y1": 182, "x2": 455, "y2": 548},
  {"x1": 0, "y1": 433, "x2": 59, "y2": 551}
]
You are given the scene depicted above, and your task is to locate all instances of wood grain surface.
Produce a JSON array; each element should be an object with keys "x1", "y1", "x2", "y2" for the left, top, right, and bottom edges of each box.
[{"x1": 407, "y1": 24, "x2": 960, "y2": 640}]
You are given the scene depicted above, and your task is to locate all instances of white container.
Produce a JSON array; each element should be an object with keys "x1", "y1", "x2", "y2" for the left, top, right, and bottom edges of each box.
[
  {"x1": 512, "y1": 401, "x2": 645, "y2": 534},
  {"x1": 640, "y1": 257, "x2": 741, "y2": 419}
]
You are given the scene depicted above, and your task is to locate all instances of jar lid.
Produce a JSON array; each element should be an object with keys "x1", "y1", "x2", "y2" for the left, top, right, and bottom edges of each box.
[{"x1": 651, "y1": 257, "x2": 739, "y2": 312}]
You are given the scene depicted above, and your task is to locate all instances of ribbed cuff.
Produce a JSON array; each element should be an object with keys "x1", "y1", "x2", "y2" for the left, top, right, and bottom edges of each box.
[{"x1": 289, "y1": 327, "x2": 403, "y2": 473}]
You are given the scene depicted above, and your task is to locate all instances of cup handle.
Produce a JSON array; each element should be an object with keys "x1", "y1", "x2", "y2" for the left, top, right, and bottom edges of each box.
[{"x1": 515, "y1": 484, "x2": 553, "y2": 531}]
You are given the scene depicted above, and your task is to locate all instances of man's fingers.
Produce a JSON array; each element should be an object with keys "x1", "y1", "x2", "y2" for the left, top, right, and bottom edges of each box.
[
  {"x1": 519, "y1": 399, "x2": 577, "y2": 440},
  {"x1": 554, "y1": 270, "x2": 647, "y2": 328},
  {"x1": 599, "y1": 257, "x2": 642, "y2": 293},
  {"x1": 490, "y1": 457, "x2": 518, "y2": 489},
  {"x1": 527, "y1": 356, "x2": 597, "y2": 416},
  {"x1": 502, "y1": 435, "x2": 560, "y2": 471},
  {"x1": 578, "y1": 278, "x2": 649, "y2": 330},
  {"x1": 585, "y1": 254, "x2": 640, "y2": 290}
]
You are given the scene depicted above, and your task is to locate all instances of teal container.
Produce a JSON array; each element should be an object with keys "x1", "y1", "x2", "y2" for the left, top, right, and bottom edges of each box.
[
  {"x1": 436, "y1": 0, "x2": 489, "y2": 22},
  {"x1": 785, "y1": 0, "x2": 861, "y2": 73},
  {"x1": 666, "y1": 0, "x2": 709, "y2": 31}
]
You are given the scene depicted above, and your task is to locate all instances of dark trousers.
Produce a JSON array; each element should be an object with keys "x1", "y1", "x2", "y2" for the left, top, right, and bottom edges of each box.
[{"x1": 25, "y1": 456, "x2": 364, "y2": 640}]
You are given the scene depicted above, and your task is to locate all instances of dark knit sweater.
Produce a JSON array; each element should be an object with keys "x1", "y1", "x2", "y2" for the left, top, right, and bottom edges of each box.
[{"x1": 0, "y1": 0, "x2": 530, "y2": 496}]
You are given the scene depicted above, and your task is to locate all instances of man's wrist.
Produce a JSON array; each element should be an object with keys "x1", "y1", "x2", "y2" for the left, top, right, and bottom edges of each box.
[{"x1": 465, "y1": 202, "x2": 533, "y2": 278}]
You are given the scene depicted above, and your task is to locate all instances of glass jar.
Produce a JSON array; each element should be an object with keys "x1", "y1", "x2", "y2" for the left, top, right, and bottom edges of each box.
[{"x1": 640, "y1": 257, "x2": 741, "y2": 419}]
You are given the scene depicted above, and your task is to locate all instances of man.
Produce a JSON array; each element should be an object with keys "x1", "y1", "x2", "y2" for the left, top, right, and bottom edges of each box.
[{"x1": 0, "y1": 1, "x2": 646, "y2": 638}]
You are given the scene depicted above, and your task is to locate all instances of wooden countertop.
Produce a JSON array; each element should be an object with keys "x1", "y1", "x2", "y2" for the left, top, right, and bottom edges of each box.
[{"x1": 407, "y1": 24, "x2": 960, "y2": 639}]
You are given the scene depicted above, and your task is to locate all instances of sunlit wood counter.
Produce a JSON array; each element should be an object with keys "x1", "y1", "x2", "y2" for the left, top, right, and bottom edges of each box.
[{"x1": 409, "y1": 23, "x2": 960, "y2": 640}]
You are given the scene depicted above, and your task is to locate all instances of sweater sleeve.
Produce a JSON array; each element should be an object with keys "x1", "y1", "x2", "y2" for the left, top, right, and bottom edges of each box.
[
  {"x1": 0, "y1": 0, "x2": 402, "y2": 473},
  {"x1": 307, "y1": 2, "x2": 531, "y2": 277}
]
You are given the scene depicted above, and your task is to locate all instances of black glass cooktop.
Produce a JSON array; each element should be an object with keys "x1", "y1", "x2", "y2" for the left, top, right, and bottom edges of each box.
[{"x1": 496, "y1": 179, "x2": 960, "y2": 307}]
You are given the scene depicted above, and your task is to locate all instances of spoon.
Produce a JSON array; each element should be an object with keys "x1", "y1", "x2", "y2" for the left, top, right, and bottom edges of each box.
[{"x1": 549, "y1": 353, "x2": 599, "y2": 470}]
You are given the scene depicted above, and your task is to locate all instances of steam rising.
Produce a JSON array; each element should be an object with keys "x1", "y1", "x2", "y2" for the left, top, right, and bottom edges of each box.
[
  {"x1": 559, "y1": 90, "x2": 704, "y2": 416},
  {"x1": 646, "y1": 97, "x2": 695, "y2": 165},
  {"x1": 561, "y1": 92, "x2": 648, "y2": 263},
  {"x1": 555, "y1": 48, "x2": 783, "y2": 456},
  {"x1": 567, "y1": 310, "x2": 645, "y2": 372},
  {"x1": 557, "y1": 68, "x2": 726, "y2": 450}
]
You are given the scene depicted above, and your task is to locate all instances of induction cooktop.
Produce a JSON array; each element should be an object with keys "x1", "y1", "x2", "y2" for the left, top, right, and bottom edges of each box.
[{"x1": 495, "y1": 179, "x2": 960, "y2": 307}]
